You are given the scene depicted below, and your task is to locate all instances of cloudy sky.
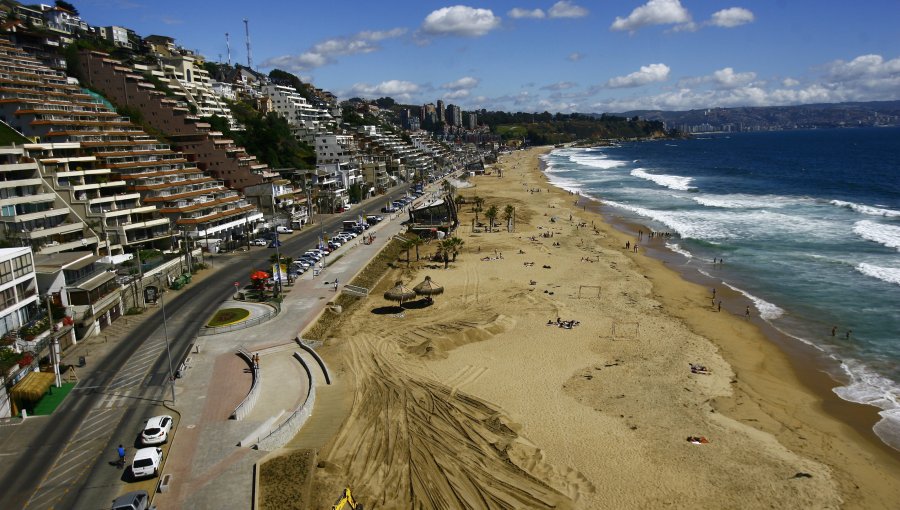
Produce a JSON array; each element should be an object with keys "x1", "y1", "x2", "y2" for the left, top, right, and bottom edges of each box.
[{"x1": 77, "y1": 0, "x2": 900, "y2": 113}]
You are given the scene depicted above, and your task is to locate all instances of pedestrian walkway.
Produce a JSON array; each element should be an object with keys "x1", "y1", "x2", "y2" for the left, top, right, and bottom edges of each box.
[{"x1": 151, "y1": 205, "x2": 409, "y2": 509}]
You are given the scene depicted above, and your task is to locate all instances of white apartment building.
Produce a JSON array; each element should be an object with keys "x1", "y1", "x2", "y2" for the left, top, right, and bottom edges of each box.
[
  {"x1": 315, "y1": 134, "x2": 359, "y2": 166},
  {"x1": 0, "y1": 247, "x2": 39, "y2": 342},
  {"x1": 261, "y1": 84, "x2": 335, "y2": 143}
]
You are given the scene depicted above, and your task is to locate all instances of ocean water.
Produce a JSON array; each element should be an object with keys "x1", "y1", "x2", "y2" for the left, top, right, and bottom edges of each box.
[{"x1": 541, "y1": 127, "x2": 900, "y2": 451}]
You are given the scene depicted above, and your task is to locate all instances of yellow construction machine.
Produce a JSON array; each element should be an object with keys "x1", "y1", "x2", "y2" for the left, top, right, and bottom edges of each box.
[{"x1": 332, "y1": 487, "x2": 362, "y2": 510}]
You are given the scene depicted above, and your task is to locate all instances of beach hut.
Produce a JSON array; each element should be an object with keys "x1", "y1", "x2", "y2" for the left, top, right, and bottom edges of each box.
[
  {"x1": 10, "y1": 370, "x2": 55, "y2": 416},
  {"x1": 413, "y1": 276, "x2": 444, "y2": 304},
  {"x1": 383, "y1": 281, "x2": 417, "y2": 308}
]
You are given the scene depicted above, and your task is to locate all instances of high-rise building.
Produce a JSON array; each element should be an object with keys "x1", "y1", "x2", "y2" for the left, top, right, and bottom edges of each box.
[
  {"x1": 436, "y1": 100, "x2": 445, "y2": 124},
  {"x1": 446, "y1": 104, "x2": 462, "y2": 127},
  {"x1": 465, "y1": 112, "x2": 477, "y2": 130}
]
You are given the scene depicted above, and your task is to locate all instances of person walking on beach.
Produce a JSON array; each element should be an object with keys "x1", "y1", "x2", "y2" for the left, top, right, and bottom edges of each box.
[
  {"x1": 718, "y1": 301, "x2": 722, "y2": 312},
  {"x1": 831, "y1": 326, "x2": 837, "y2": 337},
  {"x1": 712, "y1": 287, "x2": 716, "y2": 299},
  {"x1": 745, "y1": 306, "x2": 751, "y2": 319}
]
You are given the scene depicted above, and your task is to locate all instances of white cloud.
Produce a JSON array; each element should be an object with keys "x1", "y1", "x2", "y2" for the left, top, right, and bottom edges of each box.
[
  {"x1": 421, "y1": 6, "x2": 501, "y2": 37},
  {"x1": 549, "y1": 1, "x2": 589, "y2": 19},
  {"x1": 611, "y1": 0, "x2": 691, "y2": 32},
  {"x1": 442, "y1": 76, "x2": 480, "y2": 90},
  {"x1": 712, "y1": 67, "x2": 757, "y2": 88},
  {"x1": 605, "y1": 63, "x2": 671, "y2": 88},
  {"x1": 444, "y1": 89, "x2": 470, "y2": 99},
  {"x1": 709, "y1": 7, "x2": 755, "y2": 28},
  {"x1": 348, "y1": 80, "x2": 420, "y2": 101},
  {"x1": 782, "y1": 78, "x2": 800, "y2": 87},
  {"x1": 541, "y1": 81, "x2": 578, "y2": 90},
  {"x1": 261, "y1": 28, "x2": 406, "y2": 71},
  {"x1": 568, "y1": 52, "x2": 584, "y2": 62},
  {"x1": 508, "y1": 7, "x2": 545, "y2": 19}
]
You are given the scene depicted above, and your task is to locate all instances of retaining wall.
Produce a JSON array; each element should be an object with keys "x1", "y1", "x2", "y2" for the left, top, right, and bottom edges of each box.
[
  {"x1": 296, "y1": 337, "x2": 332, "y2": 385},
  {"x1": 231, "y1": 348, "x2": 260, "y2": 421},
  {"x1": 255, "y1": 352, "x2": 316, "y2": 451}
]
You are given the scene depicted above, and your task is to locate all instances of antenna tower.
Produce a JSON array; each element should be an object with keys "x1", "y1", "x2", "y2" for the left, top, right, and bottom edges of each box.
[
  {"x1": 225, "y1": 32, "x2": 231, "y2": 65},
  {"x1": 243, "y1": 19, "x2": 252, "y2": 69}
]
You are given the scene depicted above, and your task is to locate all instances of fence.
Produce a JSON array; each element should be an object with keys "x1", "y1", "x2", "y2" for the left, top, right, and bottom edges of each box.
[
  {"x1": 231, "y1": 347, "x2": 261, "y2": 421},
  {"x1": 255, "y1": 352, "x2": 316, "y2": 451},
  {"x1": 198, "y1": 302, "x2": 280, "y2": 336}
]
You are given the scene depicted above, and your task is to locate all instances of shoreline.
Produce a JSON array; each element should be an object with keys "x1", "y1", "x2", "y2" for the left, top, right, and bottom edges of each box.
[
  {"x1": 557, "y1": 150, "x2": 900, "y2": 458},
  {"x1": 309, "y1": 145, "x2": 900, "y2": 508},
  {"x1": 530, "y1": 146, "x2": 900, "y2": 502}
]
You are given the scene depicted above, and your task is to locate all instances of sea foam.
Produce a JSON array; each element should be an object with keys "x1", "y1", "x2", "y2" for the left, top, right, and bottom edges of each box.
[
  {"x1": 630, "y1": 168, "x2": 696, "y2": 191},
  {"x1": 856, "y1": 263, "x2": 900, "y2": 286},
  {"x1": 853, "y1": 220, "x2": 900, "y2": 251},
  {"x1": 831, "y1": 200, "x2": 900, "y2": 218},
  {"x1": 692, "y1": 194, "x2": 796, "y2": 209},
  {"x1": 722, "y1": 282, "x2": 785, "y2": 320},
  {"x1": 833, "y1": 361, "x2": 900, "y2": 451},
  {"x1": 602, "y1": 199, "x2": 728, "y2": 240},
  {"x1": 568, "y1": 153, "x2": 627, "y2": 170},
  {"x1": 665, "y1": 242, "x2": 693, "y2": 259}
]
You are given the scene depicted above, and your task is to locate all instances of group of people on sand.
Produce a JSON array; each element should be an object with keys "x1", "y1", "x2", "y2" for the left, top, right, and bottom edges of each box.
[
  {"x1": 547, "y1": 317, "x2": 580, "y2": 329},
  {"x1": 690, "y1": 363, "x2": 711, "y2": 374}
]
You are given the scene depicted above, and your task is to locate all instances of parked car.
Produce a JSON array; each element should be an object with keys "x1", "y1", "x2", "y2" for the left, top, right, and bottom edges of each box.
[
  {"x1": 250, "y1": 238, "x2": 268, "y2": 246},
  {"x1": 303, "y1": 251, "x2": 322, "y2": 261},
  {"x1": 140, "y1": 415, "x2": 173, "y2": 445},
  {"x1": 131, "y1": 447, "x2": 163, "y2": 479},
  {"x1": 275, "y1": 226, "x2": 293, "y2": 234},
  {"x1": 111, "y1": 490, "x2": 154, "y2": 510},
  {"x1": 293, "y1": 260, "x2": 311, "y2": 269}
]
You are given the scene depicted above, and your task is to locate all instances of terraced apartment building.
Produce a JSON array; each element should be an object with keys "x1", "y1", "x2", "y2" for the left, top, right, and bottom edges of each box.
[{"x1": 0, "y1": 36, "x2": 262, "y2": 255}]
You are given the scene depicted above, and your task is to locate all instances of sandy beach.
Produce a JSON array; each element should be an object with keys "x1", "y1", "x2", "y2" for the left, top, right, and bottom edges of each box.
[{"x1": 301, "y1": 146, "x2": 900, "y2": 509}]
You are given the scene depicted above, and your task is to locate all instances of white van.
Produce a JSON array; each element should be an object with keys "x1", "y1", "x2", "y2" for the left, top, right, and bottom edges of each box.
[{"x1": 275, "y1": 226, "x2": 293, "y2": 234}]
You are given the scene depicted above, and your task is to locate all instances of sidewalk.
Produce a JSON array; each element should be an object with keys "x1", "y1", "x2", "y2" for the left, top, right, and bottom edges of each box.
[{"x1": 151, "y1": 211, "x2": 408, "y2": 509}]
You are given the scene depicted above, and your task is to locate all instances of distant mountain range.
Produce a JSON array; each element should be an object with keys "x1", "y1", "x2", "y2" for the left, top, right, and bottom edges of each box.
[{"x1": 606, "y1": 100, "x2": 900, "y2": 132}]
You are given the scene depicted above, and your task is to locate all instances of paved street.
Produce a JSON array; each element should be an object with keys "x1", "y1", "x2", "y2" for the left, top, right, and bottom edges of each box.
[{"x1": 0, "y1": 184, "x2": 419, "y2": 510}]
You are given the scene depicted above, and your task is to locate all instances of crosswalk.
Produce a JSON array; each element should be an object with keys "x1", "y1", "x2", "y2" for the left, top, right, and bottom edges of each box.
[{"x1": 23, "y1": 325, "x2": 174, "y2": 509}]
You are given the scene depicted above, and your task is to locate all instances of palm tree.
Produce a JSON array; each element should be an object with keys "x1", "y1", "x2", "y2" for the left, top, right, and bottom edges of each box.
[
  {"x1": 455, "y1": 194, "x2": 465, "y2": 207},
  {"x1": 439, "y1": 238, "x2": 455, "y2": 269},
  {"x1": 402, "y1": 239, "x2": 414, "y2": 267},
  {"x1": 447, "y1": 236, "x2": 464, "y2": 261},
  {"x1": 503, "y1": 204, "x2": 515, "y2": 231},
  {"x1": 410, "y1": 236, "x2": 425, "y2": 261},
  {"x1": 485, "y1": 205, "x2": 499, "y2": 231},
  {"x1": 473, "y1": 196, "x2": 485, "y2": 225}
]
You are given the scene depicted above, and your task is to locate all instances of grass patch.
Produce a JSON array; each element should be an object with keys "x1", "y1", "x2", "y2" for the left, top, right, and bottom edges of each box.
[
  {"x1": 31, "y1": 382, "x2": 76, "y2": 415},
  {"x1": 259, "y1": 449, "x2": 314, "y2": 510},
  {"x1": 207, "y1": 307, "x2": 251, "y2": 327}
]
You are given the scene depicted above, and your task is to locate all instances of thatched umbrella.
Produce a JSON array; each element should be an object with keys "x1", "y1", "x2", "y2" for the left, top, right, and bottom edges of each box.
[
  {"x1": 384, "y1": 281, "x2": 417, "y2": 308},
  {"x1": 413, "y1": 276, "x2": 444, "y2": 303}
]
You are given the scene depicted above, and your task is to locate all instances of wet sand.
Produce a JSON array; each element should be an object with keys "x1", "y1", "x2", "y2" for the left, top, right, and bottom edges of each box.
[{"x1": 304, "y1": 146, "x2": 900, "y2": 509}]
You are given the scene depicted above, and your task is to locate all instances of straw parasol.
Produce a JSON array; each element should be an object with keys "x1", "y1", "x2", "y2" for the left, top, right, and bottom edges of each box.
[
  {"x1": 384, "y1": 281, "x2": 417, "y2": 307},
  {"x1": 413, "y1": 275, "x2": 444, "y2": 303}
]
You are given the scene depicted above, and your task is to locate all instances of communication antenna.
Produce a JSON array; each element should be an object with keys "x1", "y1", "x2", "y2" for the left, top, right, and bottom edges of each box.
[
  {"x1": 225, "y1": 32, "x2": 231, "y2": 65},
  {"x1": 243, "y1": 18, "x2": 252, "y2": 69}
]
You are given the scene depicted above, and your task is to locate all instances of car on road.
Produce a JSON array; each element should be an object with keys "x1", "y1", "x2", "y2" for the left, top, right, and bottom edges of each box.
[
  {"x1": 250, "y1": 238, "x2": 268, "y2": 246},
  {"x1": 275, "y1": 226, "x2": 293, "y2": 234},
  {"x1": 111, "y1": 490, "x2": 154, "y2": 510},
  {"x1": 140, "y1": 415, "x2": 173, "y2": 445},
  {"x1": 131, "y1": 447, "x2": 163, "y2": 479}
]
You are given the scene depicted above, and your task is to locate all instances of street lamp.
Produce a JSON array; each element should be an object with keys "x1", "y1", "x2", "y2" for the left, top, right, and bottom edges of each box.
[{"x1": 153, "y1": 275, "x2": 177, "y2": 405}]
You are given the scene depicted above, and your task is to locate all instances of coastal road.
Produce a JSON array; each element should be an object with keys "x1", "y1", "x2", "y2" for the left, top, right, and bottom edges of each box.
[{"x1": 0, "y1": 185, "x2": 412, "y2": 510}]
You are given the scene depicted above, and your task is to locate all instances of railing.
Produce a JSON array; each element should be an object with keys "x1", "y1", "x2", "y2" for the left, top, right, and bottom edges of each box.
[
  {"x1": 231, "y1": 347, "x2": 261, "y2": 421},
  {"x1": 197, "y1": 301, "x2": 280, "y2": 336}
]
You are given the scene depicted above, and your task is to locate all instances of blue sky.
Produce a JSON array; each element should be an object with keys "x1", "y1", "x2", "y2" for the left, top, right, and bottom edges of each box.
[{"x1": 75, "y1": 1, "x2": 900, "y2": 113}]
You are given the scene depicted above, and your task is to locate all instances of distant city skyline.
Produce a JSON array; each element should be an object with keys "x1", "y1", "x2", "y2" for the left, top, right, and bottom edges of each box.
[{"x1": 75, "y1": 0, "x2": 900, "y2": 113}]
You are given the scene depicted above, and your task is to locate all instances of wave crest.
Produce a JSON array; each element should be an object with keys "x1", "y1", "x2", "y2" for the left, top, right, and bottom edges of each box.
[
  {"x1": 853, "y1": 220, "x2": 900, "y2": 251},
  {"x1": 630, "y1": 168, "x2": 696, "y2": 191},
  {"x1": 831, "y1": 200, "x2": 900, "y2": 218}
]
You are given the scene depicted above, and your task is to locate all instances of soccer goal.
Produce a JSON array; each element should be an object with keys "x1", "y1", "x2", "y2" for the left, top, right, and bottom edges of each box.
[{"x1": 610, "y1": 321, "x2": 640, "y2": 340}]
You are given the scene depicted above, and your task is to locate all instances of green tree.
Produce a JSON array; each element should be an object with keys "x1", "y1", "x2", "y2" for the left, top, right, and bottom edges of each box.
[
  {"x1": 485, "y1": 205, "x2": 498, "y2": 231},
  {"x1": 55, "y1": 0, "x2": 78, "y2": 14},
  {"x1": 503, "y1": 205, "x2": 515, "y2": 231},
  {"x1": 409, "y1": 236, "x2": 425, "y2": 261},
  {"x1": 348, "y1": 183, "x2": 363, "y2": 204},
  {"x1": 447, "y1": 237, "x2": 464, "y2": 261}
]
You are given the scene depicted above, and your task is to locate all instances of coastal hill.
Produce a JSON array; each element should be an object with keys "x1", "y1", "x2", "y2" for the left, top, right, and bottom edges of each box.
[{"x1": 611, "y1": 100, "x2": 900, "y2": 132}]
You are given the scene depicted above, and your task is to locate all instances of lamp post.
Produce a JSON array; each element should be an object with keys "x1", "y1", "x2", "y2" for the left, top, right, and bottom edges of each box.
[{"x1": 154, "y1": 275, "x2": 177, "y2": 405}]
